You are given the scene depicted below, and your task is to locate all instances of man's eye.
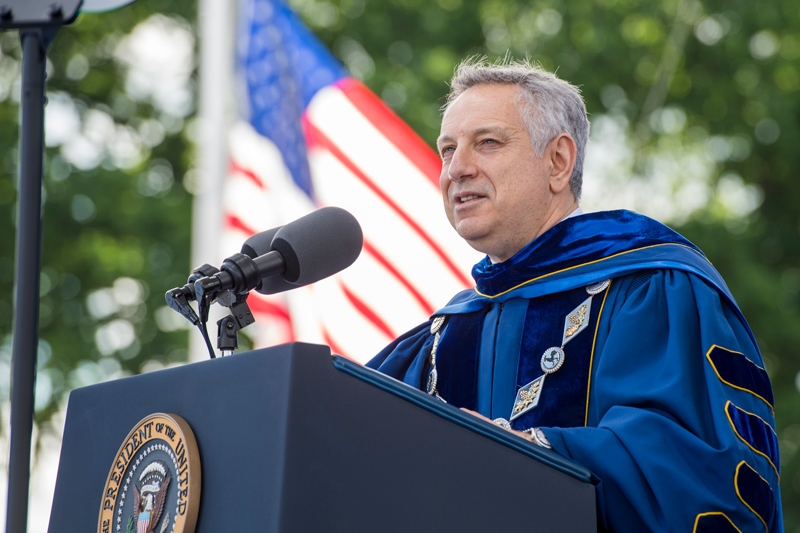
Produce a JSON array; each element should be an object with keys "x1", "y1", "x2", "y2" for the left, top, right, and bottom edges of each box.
[{"x1": 440, "y1": 146, "x2": 454, "y2": 157}]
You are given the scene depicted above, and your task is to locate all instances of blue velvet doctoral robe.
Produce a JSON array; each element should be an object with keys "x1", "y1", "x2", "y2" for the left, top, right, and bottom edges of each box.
[{"x1": 367, "y1": 210, "x2": 782, "y2": 533}]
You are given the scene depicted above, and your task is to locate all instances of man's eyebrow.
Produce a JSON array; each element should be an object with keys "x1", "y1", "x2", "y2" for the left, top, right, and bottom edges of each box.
[
  {"x1": 437, "y1": 126, "x2": 512, "y2": 146},
  {"x1": 474, "y1": 126, "x2": 512, "y2": 138},
  {"x1": 436, "y1": 135, "x2": 453, "y2": 148}
]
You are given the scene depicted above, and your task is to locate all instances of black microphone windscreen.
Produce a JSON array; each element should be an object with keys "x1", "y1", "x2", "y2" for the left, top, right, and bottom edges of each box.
[
  {"x1": 270, "y1": 206, "x2": 363, "y2": 287},
  {"x1": 240, "y1": 225, "x2": 298, "y2": 295},
  {"x1": 241, "y1": 226, "x2": 280, "y2": 257}
]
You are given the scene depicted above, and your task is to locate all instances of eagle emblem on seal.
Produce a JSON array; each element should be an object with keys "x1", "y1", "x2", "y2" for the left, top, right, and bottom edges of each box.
[{"x1": 132, "y1": 460, "x2": 171, "y2": 533}]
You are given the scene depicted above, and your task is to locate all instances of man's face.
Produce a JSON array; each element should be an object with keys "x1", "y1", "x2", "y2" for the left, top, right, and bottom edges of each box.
[{"x1": 437, "y1": 84, "x2": 558, "y2": 262}]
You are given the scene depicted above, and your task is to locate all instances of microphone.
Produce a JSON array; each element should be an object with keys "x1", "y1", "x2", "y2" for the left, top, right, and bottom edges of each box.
[
  {"x1": 165, "y1": 264, "x2": 221, "y2": 324},
  {"x1": 194, "y1": 207, "x2": 363, "y2": 301},
  {"x1": 271, "y1": 206, "x2": 363, "y2": 286},
  {"x1": 240, "y1": 226, "x2": 298, "y2": 295}
]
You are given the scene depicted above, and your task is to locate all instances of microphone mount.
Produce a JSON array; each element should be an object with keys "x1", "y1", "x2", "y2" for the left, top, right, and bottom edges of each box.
[
  {"x1": 193, "y1": 251, "x2": 284, "y2": 302},
  {"x1": 167, "y1": 251, "x2": 287, "y2": 358},
  {"x1": 216, "y1": 293, "x2": 255, "y2": 357},
  {"x1": 164, "y1": 206, "x2": 363, "y2": 358}
]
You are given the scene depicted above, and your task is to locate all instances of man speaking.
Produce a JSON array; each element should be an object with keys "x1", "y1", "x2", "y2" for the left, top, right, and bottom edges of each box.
[{"x1": 368, "y1": 58, "x2": 782, "y2": 532}]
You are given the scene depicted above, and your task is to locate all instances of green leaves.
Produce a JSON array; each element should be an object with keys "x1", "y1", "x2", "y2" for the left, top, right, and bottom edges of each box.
[
  {"x1": 303, "y1": 1, "x2": 800, "y2": 525},
  {"x1": 0, "y1": 1, "x2": 197, "y2": 424},
  {"x1": 0, "y1": 0, "x2": 798, "y2": 525}
]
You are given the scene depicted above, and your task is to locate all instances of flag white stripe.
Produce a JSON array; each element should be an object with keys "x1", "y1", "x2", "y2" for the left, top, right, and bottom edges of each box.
[
  {"x1": 307, "y1": 86, "x2": 479, "y2": 272},
  {"x1": 308, "y1": 148, "x2": 471, "y2": 305}
]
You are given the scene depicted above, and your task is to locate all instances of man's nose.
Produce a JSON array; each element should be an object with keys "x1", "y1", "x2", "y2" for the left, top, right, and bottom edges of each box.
[{"x1": 447, "y1": 146, "x2": 477, "y2": 182}]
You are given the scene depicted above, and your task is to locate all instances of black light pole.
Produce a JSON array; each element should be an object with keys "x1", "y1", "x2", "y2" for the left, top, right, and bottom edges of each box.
[
  {"x1": 6, "y1": 26, "x2": 54, "y2": 533},
  {"x1": 0, "y1": 1, "x2": 146, "y2": 531},
  {"x1": 2, "y1": 0, "x2": 140, "y2": 528},
  {"x1": 1, "y1": 5, "x2": 81, "y2": 531}
]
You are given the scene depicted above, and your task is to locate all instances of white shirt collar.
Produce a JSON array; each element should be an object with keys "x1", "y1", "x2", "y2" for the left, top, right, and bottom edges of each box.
[{"x1": 562, "y1": 206, "x2": 584, "y2": 220}]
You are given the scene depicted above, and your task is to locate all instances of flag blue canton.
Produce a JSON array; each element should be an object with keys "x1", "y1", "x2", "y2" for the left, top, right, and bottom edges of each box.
[{"x1": 238, "y1": 0, "x2": 347, "y2": 197}]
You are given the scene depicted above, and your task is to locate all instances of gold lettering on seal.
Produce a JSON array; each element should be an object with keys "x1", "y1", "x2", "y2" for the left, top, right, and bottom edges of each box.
[{"x1": 97, "y1": 413, "x2": 201, "y2": 533}]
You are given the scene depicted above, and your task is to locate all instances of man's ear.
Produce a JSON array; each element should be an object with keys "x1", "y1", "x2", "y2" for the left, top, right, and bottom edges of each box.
[{"x1": 548, "y1": 133, "x2": 577, "y2": 194}]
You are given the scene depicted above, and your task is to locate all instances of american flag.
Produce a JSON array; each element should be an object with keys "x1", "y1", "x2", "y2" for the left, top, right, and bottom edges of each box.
[{"x1": 222, "y1": 0, "x2": 478, "y2": 363}]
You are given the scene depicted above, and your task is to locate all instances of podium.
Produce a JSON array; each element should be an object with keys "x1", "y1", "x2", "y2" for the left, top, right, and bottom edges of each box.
[{"x1": 48, "y1": 343, "x2": 596, "y2": 531}]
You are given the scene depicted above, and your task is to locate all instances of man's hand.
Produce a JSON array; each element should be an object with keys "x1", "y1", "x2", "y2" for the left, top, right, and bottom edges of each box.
[{"x1": 460, "y1": 408, "x2": 536, "y2": 443}]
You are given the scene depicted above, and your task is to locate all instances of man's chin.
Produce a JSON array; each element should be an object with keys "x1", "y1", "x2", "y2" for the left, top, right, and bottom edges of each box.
[
  {"x1": 454, "y1": 223, "x2": 488, "y2": 245},
  {"x1": 457, "y1": 231, "x2": 493, "y2": 256}
]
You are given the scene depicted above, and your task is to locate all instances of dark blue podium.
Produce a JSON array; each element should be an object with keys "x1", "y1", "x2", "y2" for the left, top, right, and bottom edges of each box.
[{"x1": 48, "y1": 343, "x2": 596, "y2": 532}]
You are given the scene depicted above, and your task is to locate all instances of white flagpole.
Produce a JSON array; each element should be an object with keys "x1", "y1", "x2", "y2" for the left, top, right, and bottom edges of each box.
[{"x1": 191, "y1": 0, "x2": 234, "y2": 361}]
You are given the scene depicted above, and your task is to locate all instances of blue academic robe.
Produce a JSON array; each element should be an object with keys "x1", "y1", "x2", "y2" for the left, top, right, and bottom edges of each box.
[{"x1": 368, "y1": 210, "x2": 782, "y2": 533}]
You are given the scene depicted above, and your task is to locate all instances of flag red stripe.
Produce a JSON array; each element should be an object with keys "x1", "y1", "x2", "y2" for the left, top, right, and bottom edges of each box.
[
  {"x1": 247, "y1": 295, "x2": 292, "y2": 323},
  {"x1": 226, "y1": 213, "x2": 257, "y2": 236},
  {"x1": 229, "y1": 216, "x2": 435, "y2": 314},
  {"x1": 340, "y1": 282, "x2": 396, "y2": 341},
  {"x1": 229, "y1": 159, "x2": 266, "y2": 189},
  {"x1": 304, "y1": 119, "x2": 472, "y2": 288},
  {"x1": 363, "y1": 240, "x2": 435, "y2": 316},
  {"x1": 335, "y1": 78, "x2": 442, "y2": 185}
]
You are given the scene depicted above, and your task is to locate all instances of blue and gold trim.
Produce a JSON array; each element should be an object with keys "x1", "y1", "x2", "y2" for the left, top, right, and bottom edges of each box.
[
  {"x1": 725, "y1": 401, "x2": 780, "y2": 479},
  {"x1": 693, "y1": 512, "x2": 743, "y2": 533},
  {"x1": 468, "y1": 211, "x2": 726, "y2": 301},
  {"x1": 735, "y1": 461, "x2": 777, "y2": 533},
  {"x1": 584, "y1": 280, "x2": 612, "y2": 426},
  {"x1": 438, "y1": 211, "x2": 754, "y2": 355},
  {"x1": 473, "y1": 243, "x2": 706, "y2": 299},
  {"x1": 707, "y1": 345, "x2": 774, "y2": 412}
]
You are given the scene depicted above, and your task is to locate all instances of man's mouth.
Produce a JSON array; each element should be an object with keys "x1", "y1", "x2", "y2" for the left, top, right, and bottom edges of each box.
[{"x1": 455, "y1": 193, "x2": 486, "y2": 204}]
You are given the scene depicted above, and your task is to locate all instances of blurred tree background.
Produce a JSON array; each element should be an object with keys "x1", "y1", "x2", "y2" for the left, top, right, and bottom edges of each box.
[{"x1": 1, "y1": 0, "x2": 798, "y2": 529}]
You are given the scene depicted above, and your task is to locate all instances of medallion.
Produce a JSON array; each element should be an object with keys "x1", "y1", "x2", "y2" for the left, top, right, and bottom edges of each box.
[
  {"x1": 541, "y1": 346, "x2": 566, "y2": 374},
  {"x1": 586, "y1": 279, "x2": 611, "y2": 295},
  {"x1": 426, "y1": 315, "x2": 447, "y2": 399},
  {"x1": 426, "y1": 366, "x2": 438, "y2": 395},
  {"x1": 430, "y1": 315, "x2": 445, "y2": 334},
  {"x1": 562, "y1": 297, "x2": 592, "y2": 346},
  {"x1": 510, "y1": 375, "x2": 545, "y2": 421}
]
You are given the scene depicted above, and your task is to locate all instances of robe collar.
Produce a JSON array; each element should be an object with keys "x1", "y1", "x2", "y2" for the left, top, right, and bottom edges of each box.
[{"x1": 472, "y1": 210, "x2": 701, "y2": 297}]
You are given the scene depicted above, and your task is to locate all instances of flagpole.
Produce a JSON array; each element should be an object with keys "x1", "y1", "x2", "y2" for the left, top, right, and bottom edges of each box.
[{"x1": 192, "y1": 0, "x2": 233, "y2": 361}]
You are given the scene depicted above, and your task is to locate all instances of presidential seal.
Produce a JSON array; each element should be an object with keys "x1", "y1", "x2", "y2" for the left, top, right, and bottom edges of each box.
[{"x1": 98, "y1": 413, "x2": 200, "y2": 533}]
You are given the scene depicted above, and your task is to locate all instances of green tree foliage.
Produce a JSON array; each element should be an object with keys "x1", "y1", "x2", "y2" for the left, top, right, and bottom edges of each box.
[
  {"x1": 298, "y1": 0, "x2": 800, "y2": 525},
  {"x1": 1, "y1": 0, "x2": 798, "y2": 527},
  {"x1": 0, "y1": 0, "x2": 198, "y2": 428}
]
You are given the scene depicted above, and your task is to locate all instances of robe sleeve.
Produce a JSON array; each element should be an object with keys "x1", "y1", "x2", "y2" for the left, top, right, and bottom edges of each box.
[
  {"x1": 542, "y1": 270, "x2": 782, "y2": 532},
  {"x1": 366, "y1": 320, "x2": 434, "y2": 391}
]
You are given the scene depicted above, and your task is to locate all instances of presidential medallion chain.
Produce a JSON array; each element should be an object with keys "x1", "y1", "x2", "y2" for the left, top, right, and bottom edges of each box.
[
  {"x1": 426, "y1": 315, "x2": 448, "y2": 402},
  {"x1": 510, "y1": 280, "x2": 611, "y2": 421}
]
